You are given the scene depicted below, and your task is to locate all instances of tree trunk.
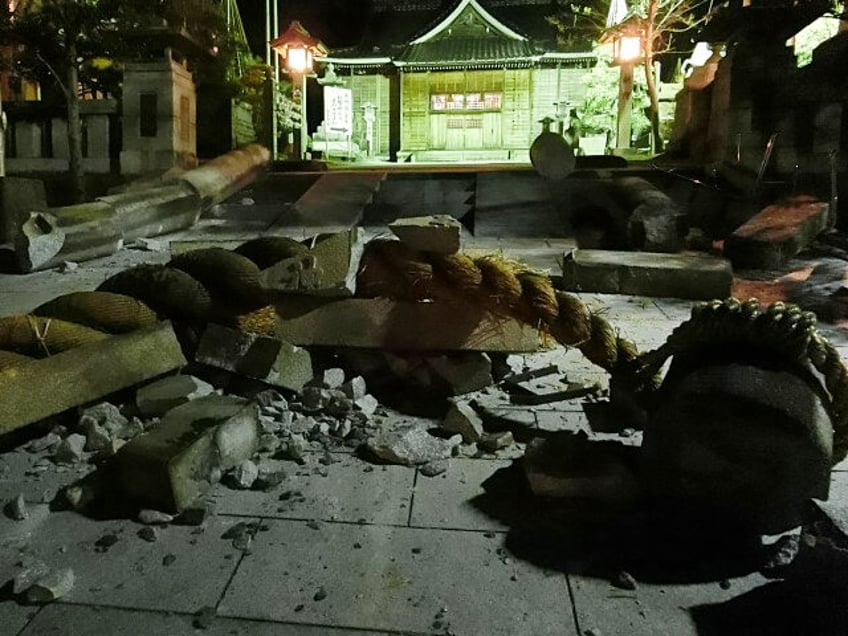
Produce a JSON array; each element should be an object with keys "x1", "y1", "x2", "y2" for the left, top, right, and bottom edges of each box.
[
  {"x1": 644, "y1": 1, "x2": 664, "y2": 152},
  {"x1": 66, "y1": 40, "x2": 85, "y2": 203}
]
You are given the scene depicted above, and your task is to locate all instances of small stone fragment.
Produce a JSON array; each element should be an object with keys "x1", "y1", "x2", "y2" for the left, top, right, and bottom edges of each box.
[
  {"x1": 63, "y1": 485, "x2": 94, "y2": 511},
  {"x1": 53, "y1": 434, "x2": 86, "y2": 464},
  {"x1": 285, "y1": 434, "x2": 308, "y2": 462},
  {"x1": 25, "y1": 568, "x2": 75, "y2": 603},
  {"x1": 26, "y1": 432, "x2": 60, "y2": 454},
  {"x1": 366, "y1": 426, "x2": 462, "y2": 466},
  {"x1": 58, "y1": 261, "x2": 78, "y2": 273},
  {"x1": 611, "y1": 570, "x2": 637, "y2": 590},
  {"x1": 96, "y1": 438, "x2": 126, "y2": 459},
  {"x1": 317, "y1": 368, "x2": 345, "y2": 389},
  {"x1": 138, "y1": 509, "x2": 174, "y2": 525},
  {"x1": 137, "y1": 526, "x2": 158, "y2": 542},
  {"x1": 79, "y1": 402, "x2": 130, "y2": 438},
  {"x1": 302, "y1": 386, "x2": 330, "y2": 411},
  {"x1": 354, "y1": 394, "x2": 379, "y2": 416},
  {"x1": 162, "y1": 554, "x2": 176, "y2": 566},
  {"x1": 479, "y1": 431, "x2": 514, "y2": 453},
  {"x1": 83, "y1": 423, "x2": 112, "y2": 452},
  {"x1": 4, "y1": 494, "x2": 28, "y2": 520},
  {"x1": 313, "y1": 586, "x2": 327, "y2": 601},
  {"x1": 254, "y1": 389, "x2": 286, "y2": 408},
  {"x1": 584, "y1": 629, "x2": 603, "y2": 636},
  {"x1": 420, "y1": 460, "x2": 450, "y2": 477},
  {"x1": 441, "y1": 401, "x2": 484, "y2": 443},
  {"x1": 325, "y1": 393, "x2": 353, "y2": 417},
  {"x1": 341, "y1": 376, "x2": 367, "y2": 400},
  {"x1": 12, "y1": 560, "x2": 50, "y2": 595},
  {"x1": 761, "y1": 533, "x2": 801, "y2": 576},
  {"x1": 253, "y1": 464, "x2": 286, "y2": 491},
  {"x1": 230, "y1": 459, "x2": 259, "y2": 490},
  {"x1": 94, "y1": 533, "x2": 119, "y2": 553}
]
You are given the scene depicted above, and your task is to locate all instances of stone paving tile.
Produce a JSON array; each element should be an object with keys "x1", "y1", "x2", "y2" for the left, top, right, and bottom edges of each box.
[
  {"x1": 570, "y1": 572, "x2": 772, "y2": 636},
  {"x1": 0, "y1": 599, "x2": 38, "y2": 635},
  {"x1": 652, "y1": 297, "x2": 697, "y2": 322},
  {"x1": 212, "y1": 455, "x2": 415, "y2": 526},
  {"x1": 410, "y1": 458, "x2": 516, "y2": 532},
  {"x1": 581, "y1": 294, "x2": 671, "y2": 324},
  {"x1": 0, "y1": 449, "x2": 95, "y2": 506},
  {"x1": 0, "y1": 509, "x2": 247, "y2": 614},
  {"x1": 218, "y1": 519, "x2": 577, "y2": 636},
  {"x1": 20, "y1": 603, "x2": 394, "y2": 635},
  {"x1": 535, "y1": 409, "x2": 589, "y2": 433}
]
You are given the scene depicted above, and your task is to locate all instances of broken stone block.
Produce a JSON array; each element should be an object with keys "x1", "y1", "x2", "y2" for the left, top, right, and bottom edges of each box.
[
  {"x1": 53, "y1": 434, "x2": 86, "y2": 464},
  {"x1": 725, "y1": 196, "x2": 830, "y2": 269},
  {"x1": 427, "y1": 353, "x2": 493, "y2": 396},
  {"x1": 325, "y1": 393, "x2": 353, "y2": 418},
  {"x1": 196, "y1": 324, "x2": 313, "y2": 392},
  {"x1": 389, "y1": 215, "x2": 462, "y2": 254},
  {"x1": 257, "y1": 253, "x2": 319, "y2": 293},
  {"x1": 302, "y1": 228, "x2": 366, "y2": 297},
  {"x1": 0, "y1": 322, "x2": 187, "y2": 437},
  {"x1": 341, "y1": 376, "x2": 367, "y2": 400},
  {"x1": 441, "y1": 401, "x2": 484, "y2": 444},
  {"x1": 4, "y1": 494, "x2": 28, "y2": 520},
  {"x1": 523, "y1": 434, "x2": 640, "y2": 501},
  {"x1": 479, "y1": 431, "x2": 515, "y2": 453},
  {"x1": 354, "y1": 394, "x2": 379, "y2": 417},
  {"x1": 136, "y1": 375, "x2": 214, "y2": 417},
  {"x1": 96, "y1": 438, "x2": 126, "y2": 459},
  {"x1": 366, "y1": 426, "x2": 462, "y2": 466},
  {"x1": 117, "y1": 395, "x2": 260, "y2": 513},
  {"x1": 25, "y1": 568, "x2": 75, "y2": 604},
  {"x1": 254, "y1": 389, "x2": 287, "y2": 409},
  {"x1": 231, "y1": 459, "x2": 259, "y2": 490}
]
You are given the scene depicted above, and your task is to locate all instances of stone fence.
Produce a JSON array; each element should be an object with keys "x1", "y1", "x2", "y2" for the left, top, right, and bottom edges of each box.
[{"x1": 5, "y1": 99, "x2": 120, "y2": 175}]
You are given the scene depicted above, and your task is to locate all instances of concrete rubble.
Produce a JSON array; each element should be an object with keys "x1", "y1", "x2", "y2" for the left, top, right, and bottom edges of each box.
[
  {"x1": 441, "y1": 401, "x2": 484, "y2": 443},
  {"x1": 366, "y1": 426, "x2": 462, "y2": 466}
]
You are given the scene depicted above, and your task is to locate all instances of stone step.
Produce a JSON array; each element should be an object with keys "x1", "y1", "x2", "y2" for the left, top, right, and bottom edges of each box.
[
  {"x1": 561, "y1": 248, "x2": 733, "y2": 299},
  {"x1": 286, "y1": 171, "x2": 387, "y2": 229}
]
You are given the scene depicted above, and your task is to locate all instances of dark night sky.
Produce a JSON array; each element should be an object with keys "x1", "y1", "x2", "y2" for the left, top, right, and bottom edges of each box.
[{"x1": 237, "y1": 0, "x2": 374, "y2": 56}]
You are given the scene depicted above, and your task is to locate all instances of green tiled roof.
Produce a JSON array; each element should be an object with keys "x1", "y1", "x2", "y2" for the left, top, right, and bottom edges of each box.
[{"x1": 399, "y1": 36, "x2": 536, "y2": 65}]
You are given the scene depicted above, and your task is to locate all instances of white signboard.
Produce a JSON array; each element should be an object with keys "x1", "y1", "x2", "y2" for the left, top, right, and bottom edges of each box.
[{"x1": 324, "y1": 86, "x2": 353, "y2": 135}]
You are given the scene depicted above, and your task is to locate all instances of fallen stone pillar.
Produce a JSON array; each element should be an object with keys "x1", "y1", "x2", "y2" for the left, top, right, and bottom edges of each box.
[
  {"x1": 561, "y1": 248, "x2": 733, "y2": 299},
  {"x1": 15, "y1": 206, "x2": 122, "y2": 272},
  {"x1": 0, "y1": 322, "x2": 186, "y2": 436},
  {"x1": 97, "y1": 183, "x2": 201, "y2": 241},
  {"x1": 610, "y1": 176, "x2": 688, "y2": 253},
  {"x1": 195, "y1": 324, "x2": 313, "y2": 392},
  {"x1": 275, "y1": 297, "x2": 543, "y2": 352},
  {"x1": 177, "y1": 143, "x2": 270, "y2": 208},
  {"x1": 0, "y1": 177, "x2": 47, "y2": 245},
  {"x1": 117, "y1": 395, "x2": 260, "y2": 512}
]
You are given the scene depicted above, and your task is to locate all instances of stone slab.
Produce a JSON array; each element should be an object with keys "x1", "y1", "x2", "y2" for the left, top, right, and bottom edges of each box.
[
  {"x1": 0, "y1": 509, "x2": 245, "y2": 614},
  {"x1": 212, "y1": 455, "x2": 415, "y2": 526},
  {"x1": 217, "y1": 518, "x2": 576, "y2": 635},
  {"x1": 571, "y1": 572, "x2": 772, "y2": 636},
  {"x1": 291, "y1": 172, "x2": 386, "y2": 229},
  {"x1": 0, "y1": 322, "x2": 186, "y2": 436},
  {"x1": 409, "y1": 458, "x2": 514, "y2": 532},
  {"x1": 0, "y1": 595, "x2": 36, "y2": 634},
  {"x1": 117, "y1": 395, "x2": 260, "y2": 512},
  {"x1": 195, "y1": 324, "x2": 313, "y2": 392},
  {"x1": 561, "y1": 249, "x2": 733, "y2": 300},
  {"x1": 275, "y1": 298, "x2": 543, "y2": 352},
  {"x1": 724, "y1": 196, "x2": 830, "y2": 269},
  {"x1": 20, "y1": 604, "x2": 392, "y2": 635}
]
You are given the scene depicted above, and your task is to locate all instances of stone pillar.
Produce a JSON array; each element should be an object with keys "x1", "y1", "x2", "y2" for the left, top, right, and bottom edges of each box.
[{"x1": 120, "y1": 57, "x2": 197, "y2": 175}]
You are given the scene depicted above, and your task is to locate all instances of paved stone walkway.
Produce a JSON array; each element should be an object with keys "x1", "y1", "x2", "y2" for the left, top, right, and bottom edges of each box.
[{"x1": 1, "y1": 172, "x2": 847, "y2": 635}]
